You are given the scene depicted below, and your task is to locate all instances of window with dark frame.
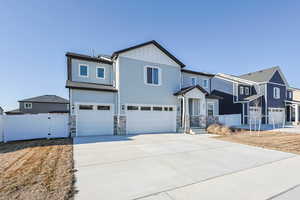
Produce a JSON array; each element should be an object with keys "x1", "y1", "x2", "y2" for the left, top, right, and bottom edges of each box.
[
  {"x1": 164, "y1": 107, "x2": 168, "y2": 111},
  {"x1": 153, "y1": 106, "x2": 162, "y2": 111},
  {"x1": 79, "y1": 65, "x2": 88, "y2": 77},
  {"x1": 168, "y1": 107, "x2": 173, "y2": 111},
  {"x1": 141, "y1": 106, "x2": 151, "y2": 111},
  {"x1": 127, "y1": 106, "x2": 139, "y2": 110},
  {"x1": 146, "y1": 67, "x2": 159, "y2": 85},
  {"x1": 97, "y1": 105, "x2": 110, "y2": 110},
  {"x1": 79, "y1": 105, "x2": 93, "y2": 110}
]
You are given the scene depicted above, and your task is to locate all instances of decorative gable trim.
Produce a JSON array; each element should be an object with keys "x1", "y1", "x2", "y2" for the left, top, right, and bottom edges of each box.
[{"x1": 112, "y1": 40, "x2": 185, "y2": 67}]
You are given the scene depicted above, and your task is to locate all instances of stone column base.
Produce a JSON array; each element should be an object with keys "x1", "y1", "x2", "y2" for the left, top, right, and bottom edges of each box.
[{"x1": 114, "y1": 115, "x2": 127, "y2": 135}]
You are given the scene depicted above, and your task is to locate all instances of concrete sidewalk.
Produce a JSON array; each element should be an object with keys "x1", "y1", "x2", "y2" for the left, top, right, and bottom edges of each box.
[{"x1": 73, "y1": 134, "x2": 300, "y2": 200}]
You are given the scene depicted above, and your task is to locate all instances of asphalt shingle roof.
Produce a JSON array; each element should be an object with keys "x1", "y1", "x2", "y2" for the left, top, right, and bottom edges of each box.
[
  {"x1": 19, "y1": 95, "x2": 69, "y2": 104},
  {"x1": 239, "y1": 66, "x2": 279, "y2": 82}
]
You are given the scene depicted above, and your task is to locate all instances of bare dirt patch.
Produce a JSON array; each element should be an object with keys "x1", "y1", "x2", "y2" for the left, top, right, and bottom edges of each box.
[
  {"x1": 0, "y1": 138, "x2": 74, "y2": 200},
  {"x1": 215, "y1": 131, "x2": 300, "y2": 155}
]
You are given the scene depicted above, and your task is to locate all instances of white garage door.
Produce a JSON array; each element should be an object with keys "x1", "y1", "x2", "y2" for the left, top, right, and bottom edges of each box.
[
  {"x1": 268, "y1": 108, "x2": 285, "y2": 124},
  {"x1": 76, "y1": 104, "x2": 114, "y2": 136},
  {"x1": 249, "y1": 107, "x2": 262, "y2": 123},
  {"x1": 126, "y1": 105, "x2": 176, "y2": 134}
]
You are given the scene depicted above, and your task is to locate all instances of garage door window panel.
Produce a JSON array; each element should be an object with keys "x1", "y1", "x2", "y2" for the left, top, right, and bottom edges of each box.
[
  {"x1": 153, "y1": 107, "x2": 163, "y2": 111},
  {"x1": 127, "y1": 106, "x2": 139, "y2": 111},
  {"x1": 79, "y1": 105, "x2": 93, "y2": 110},
  {"x1": 141, "y1": 106, "x2": 151, "y2": 111},
  {"x1": 97, "y1": 105, "x2": 110, "y2": 110}
]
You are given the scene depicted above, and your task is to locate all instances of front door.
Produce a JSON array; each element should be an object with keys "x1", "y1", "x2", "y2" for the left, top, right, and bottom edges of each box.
[{"x1": 189, "y1": 99, "x2": 200, "y2": 127}]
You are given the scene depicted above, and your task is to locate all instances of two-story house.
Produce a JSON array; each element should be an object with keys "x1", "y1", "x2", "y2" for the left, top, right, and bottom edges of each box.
[
  {"x1": 211, "y1": 66, "x2": 291, "y2": 126},
  {"x1": 5, "y1": 95, "x2": 69, "y2": 115},
  {"x1": 66, "y1": 40, "x2": 221, "y2": 136}
]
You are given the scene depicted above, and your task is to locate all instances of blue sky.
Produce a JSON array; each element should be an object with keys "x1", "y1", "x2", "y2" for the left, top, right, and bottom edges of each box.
[{"x1": 1, "y1": 0, "x2": 300, "y2": 111}]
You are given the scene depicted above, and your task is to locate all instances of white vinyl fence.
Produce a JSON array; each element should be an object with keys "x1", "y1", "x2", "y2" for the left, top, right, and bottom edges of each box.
[
  {"x1": 2, "y1": 114, "x2": 69, "y2": 142},
  {"x1": 0, "y1": 115, "x2": 4, "y2": 142},
  {"x1": 218, "y1": 114, "x2": 241, "y2": 127}
]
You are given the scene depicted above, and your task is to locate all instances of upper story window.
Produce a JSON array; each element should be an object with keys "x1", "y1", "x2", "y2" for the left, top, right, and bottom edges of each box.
[
  {"x1": 203, "y1": 79, "x2": 208, "y2": 88},
  {"x1": 240, "y1": 86, "x2": 244, "y2": 95},
  {"x1": 145, "y1": 66, "x2": 161, "y2": 86},
  {"x1": 79, "y1": 64, "x2": 89, "y2": 77},
  {"x1": 96, "y1": 67, "x2": 105, "y2": 79},
  {"x1": 273, "y1": 87, "x2": 280, "y2": 99},
  {"x1": 24, "y1": 102, "x2": 32, "y2": 109},
  {"x1": 191, "y1": 77, "x2": 197, "y2": 86},
  {"x1": 245, "y1": 87, "x2": 250, "y2": 95}
]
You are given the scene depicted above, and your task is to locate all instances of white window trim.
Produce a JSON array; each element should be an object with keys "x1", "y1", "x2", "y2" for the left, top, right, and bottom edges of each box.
[
  {"x1": 240, "y1": 86, "x2": 244, "y2": 95},
  {"x1": 191, "y1": 77, "x2": 197, "y2": 86},
  {"x1": 144, "y1": 66, "x2": 162, "y2": 86},
  {"x1": 203, "y1": 79, "x2": 209, "y2": 89},
  {"x1": 79, "y1": 64, "x2": 89, "y2": 78},
  {"x1": 245, "y1": 87, "x2": 250, "y2": 95},
  {"x1": 288, "y1": 91, "x2": 292, "y2": 99},
  {"x1": 24, "y1": 102, "x2": 32, "y2": 109},
  {"x1": 273, "y1": 87, "x2": 280, "y2": 99},
  {"x1": 96, "y1": 67, "x2": 105, "y2": 79}
]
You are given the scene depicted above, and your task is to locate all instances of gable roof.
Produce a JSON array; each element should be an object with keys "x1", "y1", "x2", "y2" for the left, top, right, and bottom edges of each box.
[
  {"x1": 174, "y1": 85, "x2": 209, "y2": 96},
  {"x1": 181, "y1": 69, "x2": 215, "y2": 77},
  {"x1": 112, "y1": 40, "x2": 185, "y2": 68},
  {"x1": 239, "y1": 66, "x2": 288, "y2": 85},
  {"x1": 19, "y1": 95, "x2": 69, "y2": 104},
  {"x1": 215, "y1": 73, "x2": 256, "y2": 85}
]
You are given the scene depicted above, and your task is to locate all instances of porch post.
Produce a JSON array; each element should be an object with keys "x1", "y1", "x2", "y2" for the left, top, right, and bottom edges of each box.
[
  {"x1": 182, "y1": 96, "x2": 185, "y2": 131},
  {"x1": 185, "y1": 97, "x2": 190, "y2": 133},
  {"x1": 295, "y1": 104, "x2": 299, "y2": 125}
]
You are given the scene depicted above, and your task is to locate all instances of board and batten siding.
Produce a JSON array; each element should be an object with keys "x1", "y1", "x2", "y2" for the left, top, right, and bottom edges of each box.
[
  {"x1": 120, "y1": 43, "x2": 181, "y2": 67},
  {"x1": 71, "y1": 58, "x2": 113, "y2": 85}
]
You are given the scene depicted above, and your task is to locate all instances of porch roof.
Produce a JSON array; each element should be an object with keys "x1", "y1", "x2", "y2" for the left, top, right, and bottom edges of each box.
[
  {"x1": 174, "y1": 85, "x2": 208, "y2": 96},
  {"x1": 244, "y1": 94, "x2": 263, "y2": 101},
  {"x1": 285, "y1": 100, "x2": 300, "y2": 105},
  {"x1": 173, "y1": 85, "x2": 223, "y2": 99}
]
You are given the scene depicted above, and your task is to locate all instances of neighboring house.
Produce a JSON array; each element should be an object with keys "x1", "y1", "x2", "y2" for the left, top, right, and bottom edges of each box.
[
  {"x1": 0, "y1": 106, "x2": 3, "y2": 115},
  {"x1": 5, "y1": 95, "x2": 69, "y2": 115},
  {"x1": 66, "y1": 40, "x2": 222, "y2": 136},
  {"x1": 211, "y1": 66, "x2": 294, "y2": 125},
  {"x1": 286, "y1": 87, "x2": 300, "y2": 125}
]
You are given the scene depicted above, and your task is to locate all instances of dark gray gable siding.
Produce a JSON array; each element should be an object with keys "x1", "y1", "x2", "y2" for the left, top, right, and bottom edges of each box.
[
  {"x1": 19, "y1": 102, "x2": 69, "y2": 114},
  {"x1": 267, "y1": 83, "x2": 286, "y2": 108},
  {"x1": 269, "y1": 71, "x2": 285, "y2": 85}
]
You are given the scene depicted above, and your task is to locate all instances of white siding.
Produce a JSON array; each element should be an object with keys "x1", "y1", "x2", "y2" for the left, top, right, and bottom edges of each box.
[
  {"x1": 119, "y1": 44, "x2": 180, "y2": 67},
  {"x1": 181, "y1": 72, "x2": 210, "y2": 90},
  {"x1": 219, "y1": 114, "x2": 241, "y2": 126}
]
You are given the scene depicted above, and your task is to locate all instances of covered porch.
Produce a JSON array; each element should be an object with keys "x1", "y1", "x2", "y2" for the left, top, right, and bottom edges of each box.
[
  {"x1": 174, "y1": 85, "x2": 222, "y2": 133},
  {"x1": 285, "y1": 100, "x2": 300, "y2": 125}
]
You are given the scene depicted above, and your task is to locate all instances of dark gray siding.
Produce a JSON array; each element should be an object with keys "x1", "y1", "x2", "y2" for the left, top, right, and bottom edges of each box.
[
  {"x1": 19, "y1": 102, "x2": 69, "y2": 114},
  {"x1": 270, "y1": 71, "x2": 285, "y2": 84},
  {"x1": 211, "y1": 90, "x2": 242, "y2": 115},
  {"x1": 267, "y1": 83, "x2": 286, "y2": 108},
  {"x1": 237, "y1": 84, "x2": 252, "y2": 101}
]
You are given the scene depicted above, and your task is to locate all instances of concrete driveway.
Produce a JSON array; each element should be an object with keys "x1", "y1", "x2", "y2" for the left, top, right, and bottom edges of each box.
[{"x1": 73, "y1": 134, "x2": 300, "y2": 200}]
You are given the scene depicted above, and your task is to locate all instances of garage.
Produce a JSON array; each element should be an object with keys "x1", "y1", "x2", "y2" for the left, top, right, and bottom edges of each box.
[
  {"x1": 249, "y1": 106, "x2": 262, "y2": 122},
  {"x1": 126, "y1": 105, "x2": 177, "y2": 134},
  {"x1": 76, "y1": 104, "x2": 114, "y2": 136},
  {"x1": 268, "y1": 108, "x2": 285, "y2": 124}
]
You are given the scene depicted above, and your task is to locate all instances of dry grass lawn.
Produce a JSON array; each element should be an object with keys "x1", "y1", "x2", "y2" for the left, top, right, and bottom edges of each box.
[
  {"x1": 0, "y1": 138, "x2": 74, "y2": 200},
  {"x1": 216, "y1": 131, "x2": 300, "y2": 155}
]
